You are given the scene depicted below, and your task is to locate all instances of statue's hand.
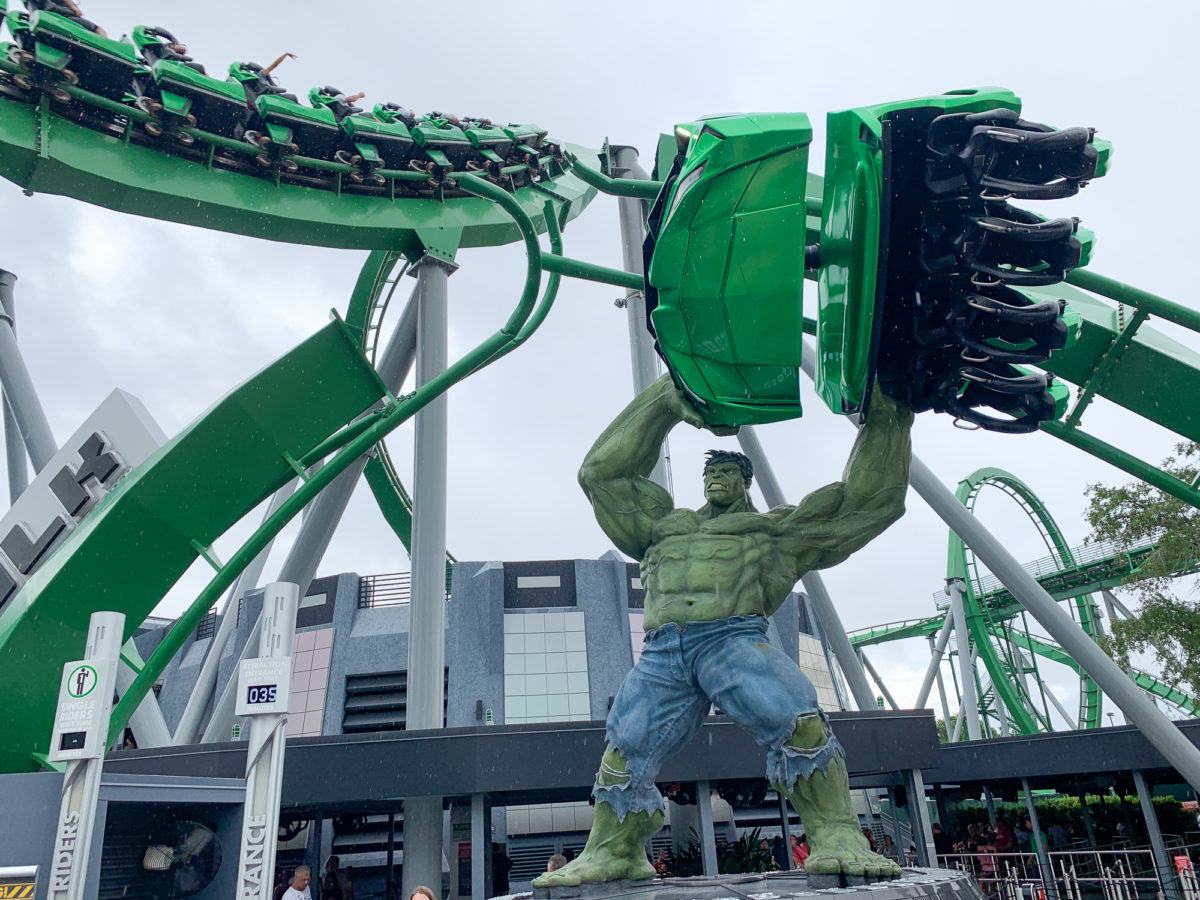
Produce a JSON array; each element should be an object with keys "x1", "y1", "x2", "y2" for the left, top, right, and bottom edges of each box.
[
  {"x1": 657, "y1": 377, "x2": 705, "y2": 429},
  {"x1": 867, "y1": 381, "x2": 914, "y2": 428}
]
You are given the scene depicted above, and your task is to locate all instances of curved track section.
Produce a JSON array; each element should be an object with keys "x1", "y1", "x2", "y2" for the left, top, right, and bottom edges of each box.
[{"x1": 949, "y1": 467, "x2": 1103, "y2": 732}]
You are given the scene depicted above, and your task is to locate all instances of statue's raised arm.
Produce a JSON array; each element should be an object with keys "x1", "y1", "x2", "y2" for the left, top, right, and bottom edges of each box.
[
  {"x1": 771, "y1": 387, "x2": 914, "y2": 575},
  {"x1": 577, "y1": 375, "x2": 697, "y2": 559}
]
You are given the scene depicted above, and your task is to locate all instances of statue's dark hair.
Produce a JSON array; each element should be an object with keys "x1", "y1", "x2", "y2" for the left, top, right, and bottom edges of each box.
[{"x1": 703, "y1": 449, "x2": 753, "y2": 487}]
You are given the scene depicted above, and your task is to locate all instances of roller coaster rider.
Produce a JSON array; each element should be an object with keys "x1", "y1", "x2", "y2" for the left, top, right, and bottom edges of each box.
[
  {"x1": 24, "y1": 0, "x2": 105, "y2": 36},
  {"x1": 236, "y1": 51, "x2": 298, "y2": 107}
]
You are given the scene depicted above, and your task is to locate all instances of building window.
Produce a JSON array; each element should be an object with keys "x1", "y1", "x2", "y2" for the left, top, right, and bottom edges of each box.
[
  {"x1": 797, "y1": 633, "x2": 844, "y2": 710},
  {"x1": 629, "y1": 612, "x2": 647, "y2": 664},
  {"x1": 504, "y1": 611, "x2": 590, "y2": 723},
  {"x1": 287, "y1": 627, "x2": 333, "y2": 737}
]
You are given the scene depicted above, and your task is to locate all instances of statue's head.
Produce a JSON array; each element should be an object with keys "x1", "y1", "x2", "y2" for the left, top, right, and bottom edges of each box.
[{"x1": 702, "y1": 449, "x2": 753, "y2": 508}]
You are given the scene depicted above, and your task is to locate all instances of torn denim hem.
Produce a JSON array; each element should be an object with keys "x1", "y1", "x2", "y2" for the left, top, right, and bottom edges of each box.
[
  {"x1": 593, "y1": 779, "x2": 665, "y2": 823},
  {"x1": 767, "y1": 731, "x2": 845, "y2": 789}
]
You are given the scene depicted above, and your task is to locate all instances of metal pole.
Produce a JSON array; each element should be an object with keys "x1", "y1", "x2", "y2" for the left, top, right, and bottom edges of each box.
[
  {"x1": 928, "y1": 634, "x2": 955, "y2": 730},
  {"x1": 737, "y1": 426, "x2": 877, "y2": 710},
  {"x1": 0, "y1": 278, "x2": 27, "y2": 501},
  {"x1": 696, "y1": 781, "x2": 719, "y2": 876},
  {"x1": 982, "y1": 785, "x2": 998, "y2": 830},
  {"x1": 778, "y1": 793, "x2": 793, "y2": 870},
  {"x1": 175, "y1": 478, "x2": 299, "y2": 744},
  {"x1": 1022, "y1": 777, "x2": 1059, "y2": 900},
  {"x1": 947, "y1": 579, "x2": 981, "y2": 740},
  {"x1": 0, "y1": 270, "x2": 57, "y2": 470},
  {"x1": 201, "y1": 282, "x2": 422, "y2": 744},
  {"x1": 1133, "y1": 770, "x2": 1182, "y2": 900},
  {"x1": 235, "y1": 583, "x2": 298, "y2": 900},
  {"x1": 1102, "y1": 589, "x2": 1134, "y2": 621},
  {"x1": 886, "y1": 787, "x2": 905, "y2": 860},
  {"x1": 403, "y1": 256, "x2": 454, "y2": 900},
  {"x1": 916, "y1": 615, "x2": 954, "y2": 708},
  {"x1": 386, "y1": 813, "x2": 396, "y2": 900},
  {"x1": 1075, "y1": 780, "x2": 1098, "y2": 849},
  {"x1": 909, "y1": 455, "x2": 1200, "y2": 791},
  {"x1": 907, "y1": 768, "x2": 936, "y2": 867},
  {"x1": 860, "y1": 650, "x2": 899, "y2": 710},
  {"x1": 471, "y1": 793, "x2": 491, "y2": 900},
  {"x1": 612, "y1": 145, "x2": 669, "y2": 490}
]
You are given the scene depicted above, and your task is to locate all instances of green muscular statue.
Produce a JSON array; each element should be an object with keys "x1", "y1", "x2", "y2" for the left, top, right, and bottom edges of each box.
[{"x1": 533, "y1": 374, "x2": 914, "y2": 889}]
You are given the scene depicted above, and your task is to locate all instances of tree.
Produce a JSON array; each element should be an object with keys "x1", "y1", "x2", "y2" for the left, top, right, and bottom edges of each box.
[
  {"x1": 1085, "y1": 442, "x2": 1200, "y2": 696},
  {"x1": 935, "y1": 714, "x2": 958, "y2": 744}
]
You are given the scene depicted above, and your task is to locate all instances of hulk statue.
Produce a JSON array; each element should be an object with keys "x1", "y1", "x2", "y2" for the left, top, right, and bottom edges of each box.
[{"x1": 534, "y1": 374, "x2": 914, "y2": 889}]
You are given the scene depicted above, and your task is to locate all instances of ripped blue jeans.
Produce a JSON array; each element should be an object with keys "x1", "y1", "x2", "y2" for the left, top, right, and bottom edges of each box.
[{"x1": 596, "y1": 615, "x2": 842, "y2": 822}]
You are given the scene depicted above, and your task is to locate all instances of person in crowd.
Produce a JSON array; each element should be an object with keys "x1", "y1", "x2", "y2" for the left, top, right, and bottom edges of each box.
[
  {"x1": 772, "y1": 836, "x2": 790, "y2": 871},
  {"x1": 492, "y1": 843, "x2": 513, "y2": 895},
  {"x1": 546, "y1": 854, "x2": 568, "y2": 874},
  {"x1": 932, "y1": 822, "x2": 954, "y2": 859},
  {"x1": 281, "y1": 865, "x2": 312, "y2": 900},
  {"x1": 654, "y1": 849, "x2": 668, "y2": 876},
  {"x1": 976, "y1": 830, "x2": 998, "y2": 893},
  {"x1": 272, "y1": 869, "x2": 288, "y2": 900},
  {"x1": 792, "y1": 834, "x2": 809, "y2": 869},
  {"x1": 862, "y1": 827, "x2": 878, "y2": 852},
  {"x1": 881, "y1": 834, "x2": 899, "y2": 862},
  {"x1": 322, "y1": 856, "x2": 345, "y2": 900},
  {"x1": 994, "y1": 818, "x2": 1015, "y2": 853},
  {"x1": 410, "y1": 886, "x2": 435, "y2": 900}
]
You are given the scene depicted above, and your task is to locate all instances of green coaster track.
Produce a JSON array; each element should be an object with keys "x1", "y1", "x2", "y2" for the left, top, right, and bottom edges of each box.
[
  {"x1": 850, "y1": 466, "x2": 1200, "y2": 735},
  {"x1": 0, "y1": 0, "x2": 1198, "y2": 771}
]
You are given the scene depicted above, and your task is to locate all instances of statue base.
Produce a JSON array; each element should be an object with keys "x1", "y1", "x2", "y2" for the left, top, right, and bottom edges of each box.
[{"x1": 528, "y1": 868, "x2": 981, "y2": 900}]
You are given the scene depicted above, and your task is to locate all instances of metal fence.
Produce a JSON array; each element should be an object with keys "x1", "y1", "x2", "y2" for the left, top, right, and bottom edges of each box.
[
  {"x1": 938, "y1": 848, "x2": 1195, "y2": 900},
  {"x1": 195, "y1": 610, "x2": 217, "y2": 640},
  {"x1": 358, "y1": 572, "x2": 412, "y2": 608}
]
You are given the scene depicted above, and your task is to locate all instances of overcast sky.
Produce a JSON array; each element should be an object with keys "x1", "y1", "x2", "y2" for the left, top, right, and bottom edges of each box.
[{"x1": 2, "y1": 1, "x2": 1197, "y2": 726}]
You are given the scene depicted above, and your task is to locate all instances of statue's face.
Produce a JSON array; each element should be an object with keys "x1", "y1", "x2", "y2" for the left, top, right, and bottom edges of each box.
[{"x1": 703, "y1": 462, "x2": 745, "y2": 506}]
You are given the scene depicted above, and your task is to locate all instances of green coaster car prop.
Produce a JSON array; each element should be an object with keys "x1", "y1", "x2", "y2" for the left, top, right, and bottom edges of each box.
[
  {"x1": 410, "y1": 113, "x2": 475, "y2": 180},
  {"x1": 462, "y1": 117, "x2": 512, "y2": 177},
  {"x1": 643, "y1": 112, "x2": 814, "y2": 428},
  {"x1": 815, "y1": 87, "x2": 1111, "y2": 433},
  {"x1": 15, "y1": 2, "x2": 144, "y2": 101}
]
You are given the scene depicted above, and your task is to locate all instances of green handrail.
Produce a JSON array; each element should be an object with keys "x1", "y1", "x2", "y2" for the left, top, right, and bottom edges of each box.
[
  {"x1": 107, "y1": 174, "x2": 546, "y2": 743},
  {"x1": 1067, "y1": 270, "x2": 1200, "y2": 334}
]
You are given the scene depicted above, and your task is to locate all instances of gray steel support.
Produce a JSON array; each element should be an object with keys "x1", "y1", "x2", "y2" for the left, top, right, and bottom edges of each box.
[
  {"x1": 915, "y1": 615, "x2": 953, "y2": 708},
  {"x1": 471, "y1": 794, "x2": 492, "y2": 900},
  {"x1": 1102, "y1": 588, "x2": 1134, "y2": 620},
  {"x1": 1021, "y1": 777, "x2": 1059, "y2": 900},
  {"x1": 859, "y1": 650, "x2": 898, "y2": 710},
  {"x1": 777, "y1": 793, "x2": 793, "y2": 869},
  {"x1": 1040, "y1": 681, "x2": 1074, "y2": 729},
  {"x1": 736, "y1": 426, "x2": 877, "y2": 711},
  {"x1": 909, "y1": 455, "x2": 1200, "y2": 790},
  {"x1": 931, "y1": 654, "x2": 953, "y2": 730},
  {"x1": 386, "y1": 813, "x2": 396, "y2": 900},
  {"x1": 176, "y1": 478, "x2": 299, "y2": 744},
  {"x1": 403, "y1": 256, "x2": 454, "y2": 900},
  {"x1": 202, "y1": 281, "x2": 422, "y2": 744},
  {"x1": 885, "y1": 787, "x2": 904, "y2": 860},
  {"x1": 1075, "y1": 781, "x2": 1098, "y2": 849},
  {"x1": 612, "y1": 146, "x2": 669, "y2": 490},
  {"x1": 0, "y1": 270, "x2": 57, "y2": 470},
  {"x1": 697, "y1": 780, "x2": 719, "y2": 876},
  {"x1": 947, "y1": 579, "x2": 982, "y2": 741},
  {"x1": 0, "y1": 280, "x2": 27, "y2": 501},
  {"x1": 982, "y1": 785, "x2": 998, "y2": 830},
  {"x1": 115, "y1": 643, "x2": 172, "y2": 749},
  {"x1": 1133, "y1": 770, "x2": 1182, "y2": 900},
  {"x1": 906, "y1": 768, "x2": 935, "y2": 867}
]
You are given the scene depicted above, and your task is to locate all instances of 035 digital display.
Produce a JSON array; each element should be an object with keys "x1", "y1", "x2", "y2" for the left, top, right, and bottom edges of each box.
[{"x1": 245, "y1": 684, "x2": 278, "y2": 705}]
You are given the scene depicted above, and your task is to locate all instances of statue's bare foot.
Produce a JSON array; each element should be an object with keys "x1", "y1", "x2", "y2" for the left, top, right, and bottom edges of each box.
[
  {"x1": 532, "y1": 848, "x2": 655, "y2": 889},
  {"x1": 805, "y1": 826, "x2": 902, "y2": 882}
]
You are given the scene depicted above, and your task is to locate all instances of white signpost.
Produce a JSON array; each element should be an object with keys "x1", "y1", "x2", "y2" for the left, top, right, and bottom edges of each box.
[
  {"x1": 235, "y1": 582, "x2": 298, "y2": 900},
  {"x1": 47, "y1": 610, "x2": 124, "y2": 900}
]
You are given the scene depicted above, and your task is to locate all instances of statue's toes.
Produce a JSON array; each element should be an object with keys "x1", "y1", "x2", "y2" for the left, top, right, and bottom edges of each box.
[{"x1": 804, "y1": 854, "x2": 842, "y2": 877}]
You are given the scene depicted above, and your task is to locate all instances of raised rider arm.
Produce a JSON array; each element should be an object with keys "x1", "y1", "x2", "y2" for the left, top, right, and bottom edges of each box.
[
  {"x1": 774, "y1": 387, "x2": 914, "y2": 574},
  {"x1": 578, "y1": 375, "x2": 695, "y2": 559}
]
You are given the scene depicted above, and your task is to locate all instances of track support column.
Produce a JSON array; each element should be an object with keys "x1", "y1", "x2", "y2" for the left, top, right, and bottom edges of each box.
[
  {"x1": 403, "y1": 254, "x2": 456, "y2": 900},
  {"x1": 0, "y1": 273, "x2": 28, "y2": 501},
  {"x1": 946, "y1": 579, "x2": 981, "y2": 740},
  {"x1": 612, "y1": 145, "x2": 670, "y2": 490},
  {"x1": 1021, "y1": 777, "x2": 1059, "y2": 900},
  {"x1": 0, "y1": 269, "x2": 57, "y2": 471},
  {"x1": 696, "y1": 780, "x2": 719, "y2": 876},
  {"x1": 1134, "y1": 770, "x2": 1182, "y2": 900}
]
